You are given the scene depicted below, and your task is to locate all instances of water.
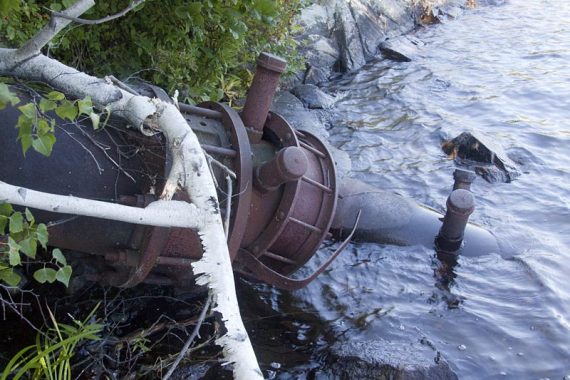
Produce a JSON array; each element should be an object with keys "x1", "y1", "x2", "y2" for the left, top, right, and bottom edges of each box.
[{"x1": 241, "y1": 1, "x2": 570, "y2": 379}]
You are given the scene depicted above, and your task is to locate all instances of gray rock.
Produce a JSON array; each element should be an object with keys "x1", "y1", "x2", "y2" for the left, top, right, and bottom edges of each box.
[
  {"x1": 304, "y1": 65, "x2": 330, "y2": 85},
  {"x1": 333, "y1": 0, "x2": 366, "y2": 72},
  {"x1": 271, "y1": 91, "x2": 329, "y2": 140},
  {"x1": 296, "y1": 3, "x2": 332, "y2": 37},
  {"x1": 324, "y1": 339, "x2": 458, "y2": 380},
  {"x1": 292, "y1": 84, "x2": 335, "y2": 109},
  {"x1": 380, "y1": 35, "x2": 424, "y2": 62},
  {"x1": 304, "y1": 35, "x2": 340, "y2": 69},
  {"x1": 442, "y1": 131, "x2": 521, "y2": 183},
  {"x1": 347, "y1": 0, "x2": 388, "y2": 59}
]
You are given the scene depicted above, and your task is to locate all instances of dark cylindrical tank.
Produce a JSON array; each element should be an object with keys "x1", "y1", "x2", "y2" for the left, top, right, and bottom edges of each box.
[{"x1": 0, "y1": 91, "x2": 152, "y2": 254}]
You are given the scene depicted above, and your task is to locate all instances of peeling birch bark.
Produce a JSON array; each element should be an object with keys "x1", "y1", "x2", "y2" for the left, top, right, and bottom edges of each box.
[{"x1": 0, "y1": 1, "x2": 263, "y2": 378}]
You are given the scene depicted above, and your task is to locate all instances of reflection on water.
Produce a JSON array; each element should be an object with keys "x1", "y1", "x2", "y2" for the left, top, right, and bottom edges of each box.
[{"x1": 241, "y1": 1, "x2": 570, "y2": 379}]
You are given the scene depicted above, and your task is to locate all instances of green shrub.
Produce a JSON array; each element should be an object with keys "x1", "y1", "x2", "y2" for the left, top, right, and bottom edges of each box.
[{"x1": 0, "y1": 0, "x2": 306, "y2": 104}]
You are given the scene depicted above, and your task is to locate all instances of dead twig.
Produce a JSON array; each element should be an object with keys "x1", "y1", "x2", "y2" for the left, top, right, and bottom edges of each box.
[
  {"x1": 224, "y1": 175, "x2": 232, "y2": 239},
  {"x1": 162, "y1": 294, "x2": 212, "y2": 380}
]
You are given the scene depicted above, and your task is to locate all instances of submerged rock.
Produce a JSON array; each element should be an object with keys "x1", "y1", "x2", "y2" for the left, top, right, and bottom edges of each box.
[
  {"x1": 324, "y1": 339, "x2": 458, "y2": 380},
  {"x1": 379, "y1": 35, "x2": 424, "y2": 62},
  {"x1": 442, "y1": 131, "x2": 521, "y2": 183},
  {"x1": 292, "y1": 84, "x2": 336, "y2": 109}
]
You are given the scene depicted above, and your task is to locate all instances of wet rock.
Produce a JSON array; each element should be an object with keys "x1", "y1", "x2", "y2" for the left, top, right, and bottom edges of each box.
[
  {"x1": 334, "y1": 1, "x2": 367, "y2": 72},
  {"x1": 380, "y1": 36, "x2": 424, "y2": 62},
  {"x1": 292, "y1": 84, "x2": 336, "y2": 110},
  {"x1": 442, "y1": 132, "x2": 521, "y2": 183},
  {"x1": 324, "y1": 339, "x2": 458, "y2": 380}
]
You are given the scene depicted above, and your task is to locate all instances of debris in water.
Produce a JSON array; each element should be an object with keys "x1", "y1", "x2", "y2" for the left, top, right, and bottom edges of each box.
[
  {"x1": 442, "y1": 131, "x2": 521, "y2": 183},
  {"x1": 458, "y1": 344, "x2": 467, "y2": 351}
]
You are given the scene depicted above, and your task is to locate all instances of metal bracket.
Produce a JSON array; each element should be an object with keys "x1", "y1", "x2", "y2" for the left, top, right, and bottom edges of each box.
[{"x1": 237, "y1": 210, "x2": 361, "y2": 291}]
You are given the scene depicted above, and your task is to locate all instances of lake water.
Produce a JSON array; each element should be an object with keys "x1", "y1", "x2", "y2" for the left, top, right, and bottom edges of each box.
[{"x1": 240, "y1": 1, "x2": 570, "y2": 379}]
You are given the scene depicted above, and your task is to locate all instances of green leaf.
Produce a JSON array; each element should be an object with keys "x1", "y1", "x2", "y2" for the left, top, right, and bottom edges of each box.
[
  {"x1": 77, "y1": 96, "x2": 93, "y2": 116},
  {"x1": 55, "y1": 100, "x2": 77, "y2": 121},
  {"x1": 8, "y1": 237, "x2": 21, "y2": 266},
  {"x1": 90, "y1": 112, "x2": 101, "y2": 130},
  {"x1": 52, "y1": 248, "x2": 66, "y2": 266},
  {"x1": 47, "y1": 91, "x2": 65, "y2": 101},
  {"x1": 19, "y1": 237, "x2": 37, "y2": 259},
  {"x1": 32, "y1": 133, "x2": 56, "y2": 156},
  {"x1": 33, "y1": 267, "x2": 58, "y2": 284},
  {"x1": 0, "y1": 268, "x2": 21, "y2": 287},
  {"x1": 18, "y1": 102, "x2": 36, "y2": 119},
  {"x1": 36, "y1": 223, "x2": 48, "y2": 249},
  {"x1": 16, "y1": 114, "x2": 33, "y2": 154},
  {"x1": 9, "y1": 212, "x2": 23, "y2": 233},
  {"x1": 0, "y1": 216, "x2": 7, "y2": 235},
  {"x1": 0, "y1": 82, "x2": 20, "y2": 109},
  {"x1": 55, "y1": 265, "x2": 72, "y2": 287},
  {"x1": 39, "y1": 98, "x2": 57, "y2": 113},
  {"x1": 37, "y1": 118, "x2": 51, "y2": 136},
  {"x1": 20, "y1": 134, "x2": 33, "y2": 155},
  {"x1": 0, "y1": 203, "x2": 13, "y2": 216},
  {"x1": 24, "y1": 208, "x2": 35, "y2": 224}
]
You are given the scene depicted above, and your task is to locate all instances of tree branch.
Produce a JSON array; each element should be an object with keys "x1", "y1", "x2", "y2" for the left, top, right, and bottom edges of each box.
[
  {"x1": 0, "y1": 181, "x2": 203, "y2": 229},
  {"x1": 51, "y1": 0, "x2": 145, "y2": 25},
  {"x1": 162, "y1": 294, "x2": 212, "y2": 380},
  {"x1": 16, "y1": 0, "x2": 95, "y2": 62}
]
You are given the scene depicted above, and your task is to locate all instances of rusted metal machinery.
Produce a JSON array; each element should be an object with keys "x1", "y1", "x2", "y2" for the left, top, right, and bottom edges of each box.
[
  {"x1": 0, "y1": 53, "x2": 500, "y2": 291},
  {"x1": 0, "y1": 53, "x2": 356, "y2": 290}
]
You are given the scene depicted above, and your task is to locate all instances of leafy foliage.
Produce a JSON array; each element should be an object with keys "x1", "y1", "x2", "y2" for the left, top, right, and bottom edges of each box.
[
  {"x1": 0, "y1": 0, "x2": 306, "y2": 104},
  {"x1": 0, "y1": 82, "x2": 96, "y2": 156},
  {"x1": 0, "y1": 203, "x2": 72, "y2": 287},
  {"x1": 1, "y1": 304, "x2": 102, "y2": 380}
]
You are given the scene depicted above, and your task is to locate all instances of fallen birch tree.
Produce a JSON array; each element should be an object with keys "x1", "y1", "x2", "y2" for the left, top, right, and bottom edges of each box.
[{"x1": 0, "y1": 0, "x2": 263, "y2": 378}]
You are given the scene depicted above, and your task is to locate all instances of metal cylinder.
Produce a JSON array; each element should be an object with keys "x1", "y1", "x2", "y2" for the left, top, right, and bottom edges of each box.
[
  {"x1": 453, "y1": 168, "x2": 476, "y2": 191},
  {"x1": 241, "y1": 52, "x2": 287, "y2": 143},
  {"x1": 435, "y1": 189, "x2": 475, "y2": 253},
  {"x1": 254, "y1": 146, "x2": 308, "y2": 192}
]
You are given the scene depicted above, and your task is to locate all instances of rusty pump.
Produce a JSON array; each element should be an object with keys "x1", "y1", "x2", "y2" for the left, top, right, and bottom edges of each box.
[{"x1": 0, "y1": 53, "x2": 500, "y2": 291}]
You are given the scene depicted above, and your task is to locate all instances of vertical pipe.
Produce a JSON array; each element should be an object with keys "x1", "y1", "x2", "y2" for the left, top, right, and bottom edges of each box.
[
  {"x1": 241, "y1": 52, "x2": 287, "y2": 143},
  {"x1": 435, "y1": 189, "x2": 475, "y2": 254},
  {"x1": 453, "y1": 168, "x2": 476, "y2": 191}
]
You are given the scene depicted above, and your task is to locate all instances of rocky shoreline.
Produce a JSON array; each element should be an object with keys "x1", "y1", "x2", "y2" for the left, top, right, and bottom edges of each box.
[{"x1": 270, "y1": 0, "x2": 489, "y2": 182}]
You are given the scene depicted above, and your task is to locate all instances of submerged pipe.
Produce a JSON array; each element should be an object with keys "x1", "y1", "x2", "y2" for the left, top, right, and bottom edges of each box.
[
  {"x1": 435, "y1": 189, "x2": 475, "y2": 254},
  {"x1": 331, "y1": 178, "x2": 500, "y2": 257}
]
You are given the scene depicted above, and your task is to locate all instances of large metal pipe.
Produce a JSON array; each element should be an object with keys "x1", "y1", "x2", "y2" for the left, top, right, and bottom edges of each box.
[
  {"x1": 240, "y1": 52, "x2": 287, "y2": 143},
  {"x1": 331, "y1": 178, "x2": 500, "y2": 257}
]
